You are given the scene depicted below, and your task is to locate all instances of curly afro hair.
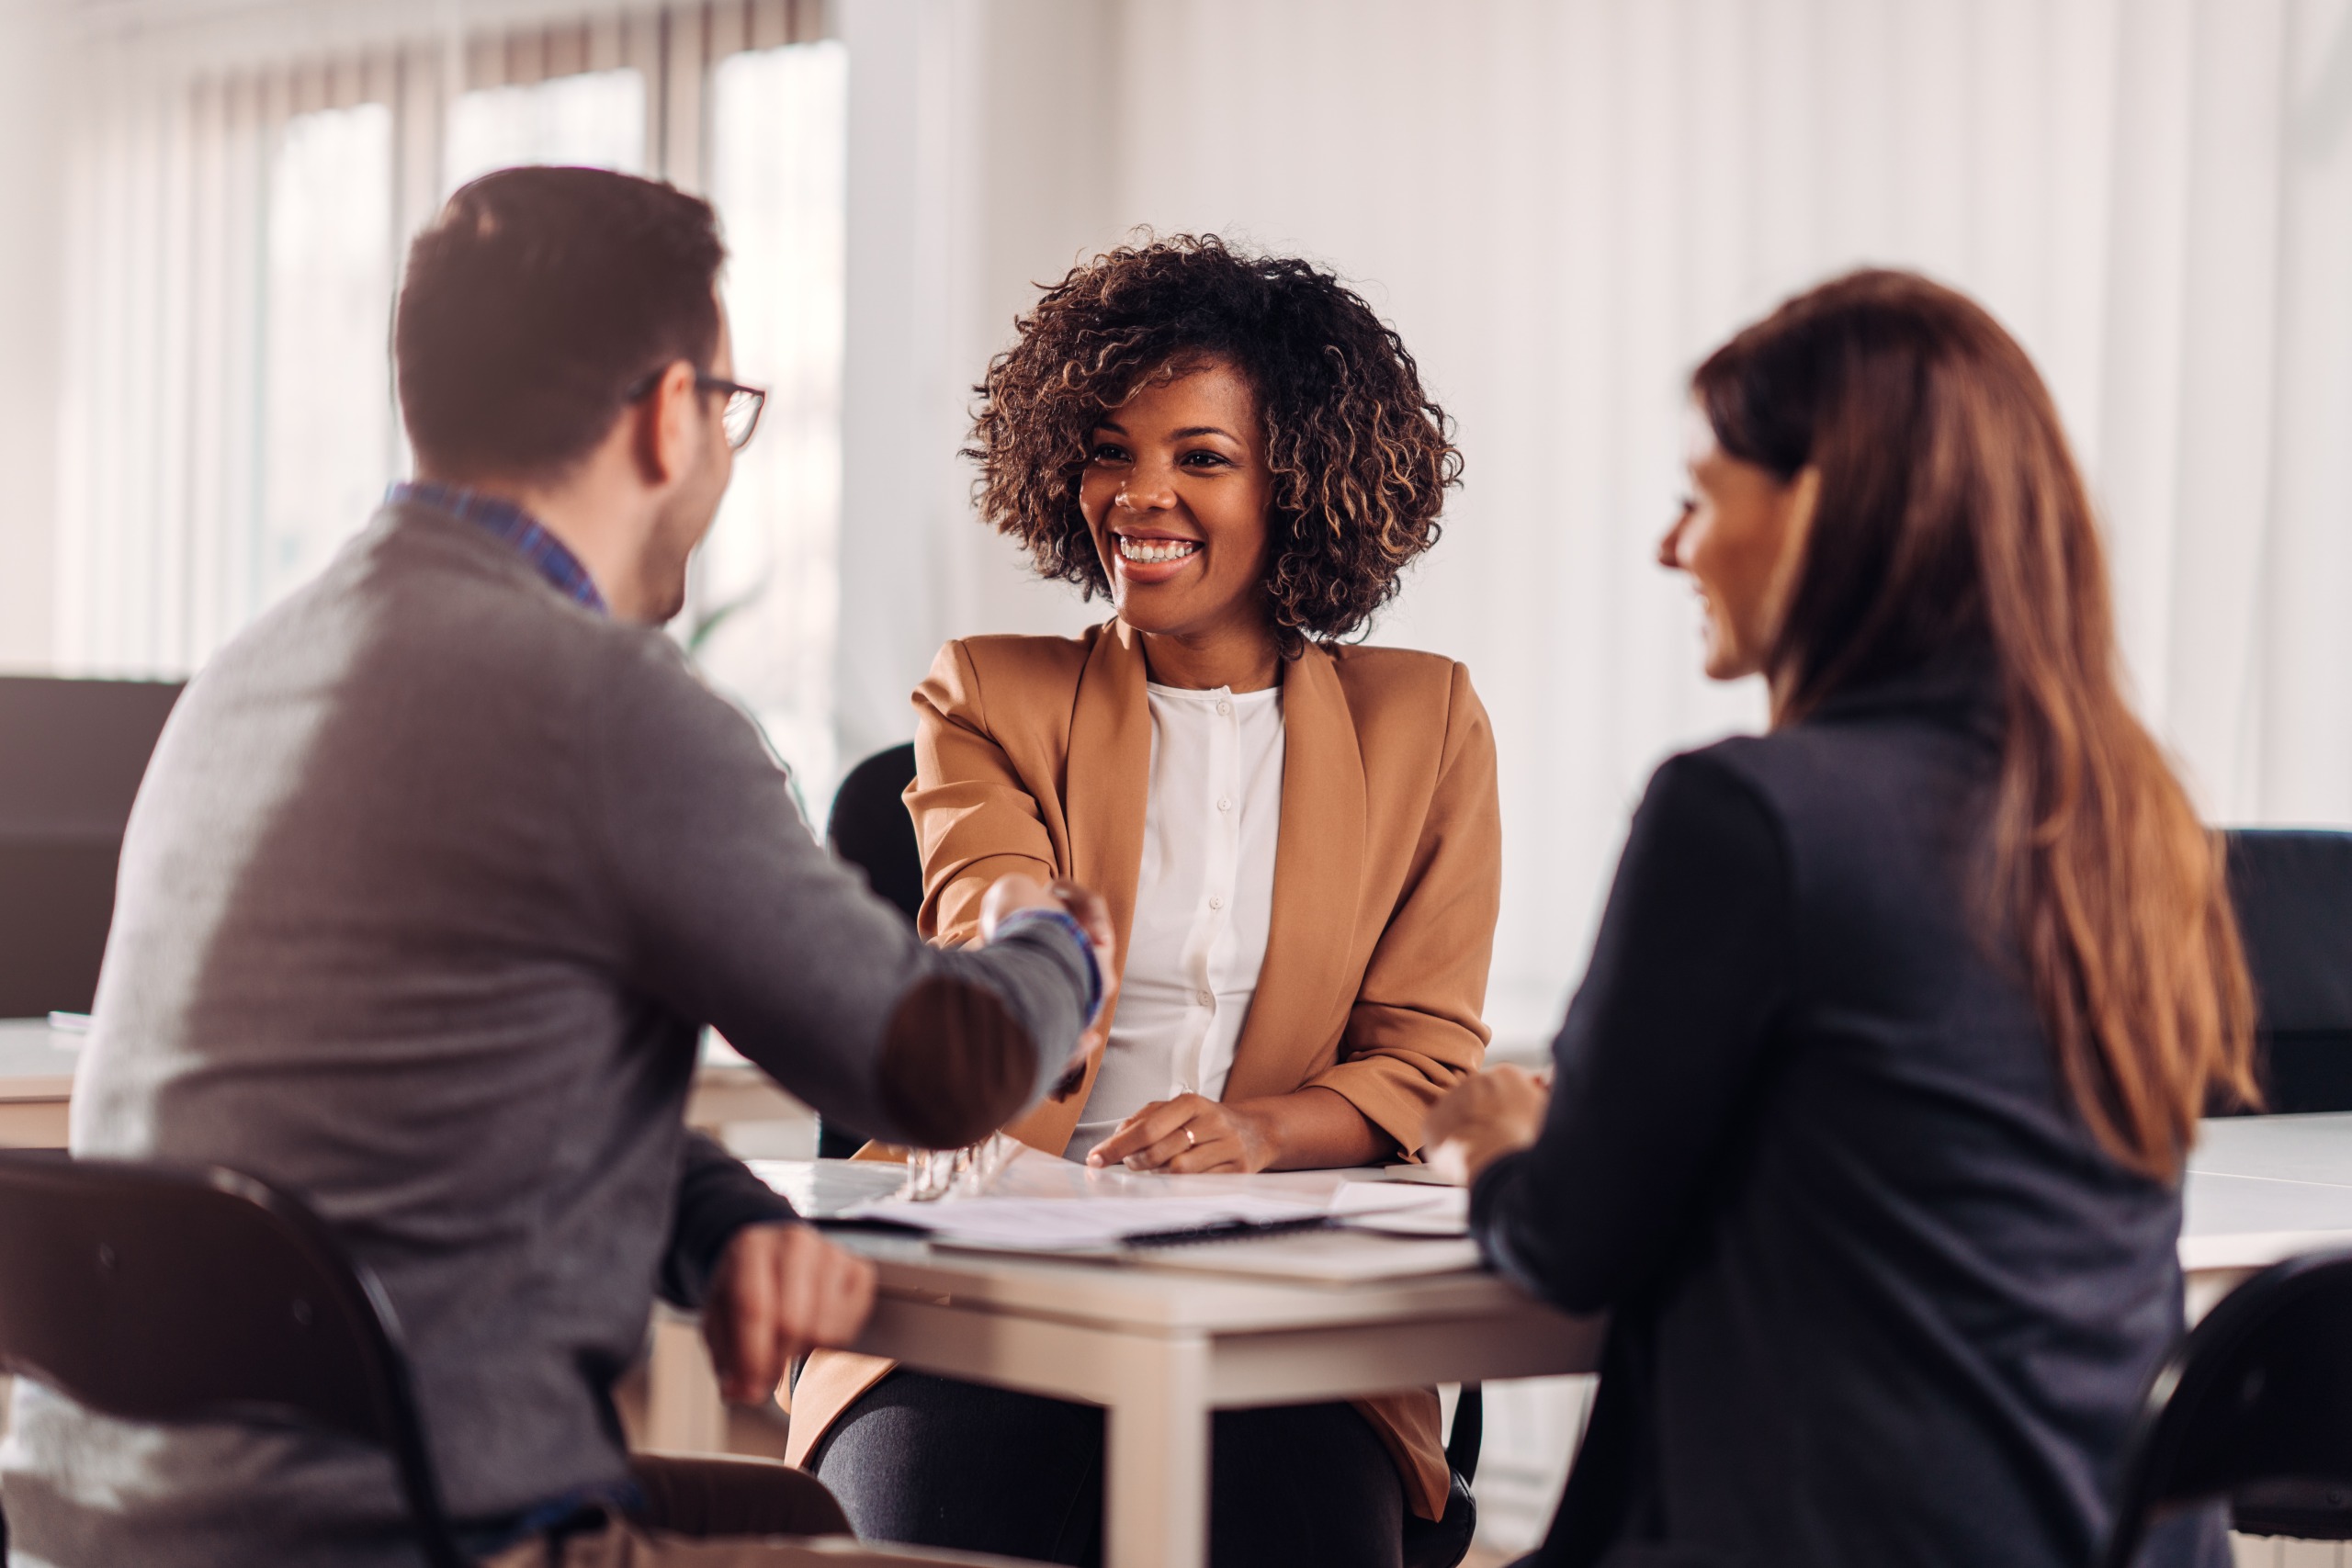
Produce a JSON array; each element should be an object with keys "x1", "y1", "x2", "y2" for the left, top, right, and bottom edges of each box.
[{"x1": 966, "y1": 234, "x2": 1462, "y2": 649}]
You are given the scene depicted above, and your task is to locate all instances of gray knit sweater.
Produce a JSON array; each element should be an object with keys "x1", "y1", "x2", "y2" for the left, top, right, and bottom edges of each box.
[{"x1": 0, "y1": 503, "x2": 1091, "y2": 1567}]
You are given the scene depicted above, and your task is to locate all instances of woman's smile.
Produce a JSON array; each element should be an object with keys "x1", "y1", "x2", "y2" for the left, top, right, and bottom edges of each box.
[{"x1": 1112, "y1": 530, "x2": 1204, "y2": 579}]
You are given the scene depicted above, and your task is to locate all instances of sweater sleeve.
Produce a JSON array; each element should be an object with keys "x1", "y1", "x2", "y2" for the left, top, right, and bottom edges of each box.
[
  {"x1": 908, "y1": 639, "x2": 1060, "y2": 948},
  {"x1": 657, "y1": 1131, "x2": 797, "y2": 1310},
  {"x1": 1470, "y1": 750, "x2": 1792, "y2": 1314},
  {"x1": 582, "y1": 633, "x2": 1094, "y2": 1149}
]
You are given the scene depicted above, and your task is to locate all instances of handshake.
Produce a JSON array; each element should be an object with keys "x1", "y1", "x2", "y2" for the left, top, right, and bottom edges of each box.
[
  {"x1": 978, "y1": 872, "x2": 1116, "y2": 1101},
  {"x1": 706, "y1": 869, "x2": 1115, "y2": 1404}
]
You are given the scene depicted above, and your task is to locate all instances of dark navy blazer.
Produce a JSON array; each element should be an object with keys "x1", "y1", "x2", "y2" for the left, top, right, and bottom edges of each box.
[{"x1": 1473, "y1": 665, "x2": 2226, "y2": 1568}]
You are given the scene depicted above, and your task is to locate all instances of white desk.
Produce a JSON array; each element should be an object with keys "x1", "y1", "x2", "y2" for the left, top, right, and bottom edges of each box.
[
  {"x1": 753, "y1": 1158, "x2": 1599, "y2": 1568},
  {"x1": 0, "y1": 1019, "x2": 805, "y2": 1149},
  {"x1": 0, "y1": 1020, "x2": 78, "y2": 1146},
  {"x1": 2180, "y1": 1111, "x2": 2352, "y2": 1314},
  {"x1": 646, "y1": 1122, "x2": 2352, "y2": 1568}
]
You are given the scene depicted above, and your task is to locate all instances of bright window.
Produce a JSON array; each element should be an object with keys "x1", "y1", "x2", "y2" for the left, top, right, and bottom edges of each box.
[
  {"x1": 695, "y1": 39, "x2": 848, "y2": 797},
  {"x1": 53, "y1": 13, "x2": 846, "y2": 796},
  {"x1": 258, "y1": 102, "x2": 395, "y2": 614}
]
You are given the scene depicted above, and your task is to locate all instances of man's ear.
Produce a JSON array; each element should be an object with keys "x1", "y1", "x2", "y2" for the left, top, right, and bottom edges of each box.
[{"x1": 632, "y1": 359, "x2": 698, "y2": 486}]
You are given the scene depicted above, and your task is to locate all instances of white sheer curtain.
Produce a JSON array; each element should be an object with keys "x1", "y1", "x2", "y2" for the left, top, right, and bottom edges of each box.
[{"x1": 48, "y1": 0, "x2": 843, "y2": 800}]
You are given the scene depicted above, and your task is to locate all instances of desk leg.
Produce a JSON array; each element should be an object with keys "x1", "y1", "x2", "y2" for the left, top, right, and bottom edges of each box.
[
  {"x1": 1103, "y1": 1336, "x2": 1210, "y2": 1568},
  {"x1": 644, "y1": 1314, "x2": 728, "y2": 1453}
]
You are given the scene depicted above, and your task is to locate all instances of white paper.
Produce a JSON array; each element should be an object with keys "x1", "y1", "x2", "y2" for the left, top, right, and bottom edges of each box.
[{"x1": 1327, "y1": 1181, "x2": 1470, "y2": 1236}]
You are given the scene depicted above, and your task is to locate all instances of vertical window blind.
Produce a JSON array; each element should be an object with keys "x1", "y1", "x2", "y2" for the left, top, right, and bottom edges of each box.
[{"x1": 54, "y1": 0, "x2": 845, "y2": 792}]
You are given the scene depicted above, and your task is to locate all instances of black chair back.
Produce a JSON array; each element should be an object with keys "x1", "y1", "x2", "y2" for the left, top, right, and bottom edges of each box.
[
  {"x1": 0, "y1": 1156, "x2": 469, "y2": 1568},
  {"x1": 827, "y1": 743, "x2": 923, "y2": 923},
  {"x1": 817, "y1": 744, "x2": 922, "y2": 1158},
  {"x1": 2223, "y1": 829, "x2": 2352, "y2": 1113},
  {"x1": 2100, "y1": 1250, "x2": 2352, "y2": 1568}
]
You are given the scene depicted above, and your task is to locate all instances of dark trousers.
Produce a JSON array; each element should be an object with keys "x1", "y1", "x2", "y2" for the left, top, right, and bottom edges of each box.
[{"x1": 808, "y1": 1371, "x2": 1406, "y2": 1568}]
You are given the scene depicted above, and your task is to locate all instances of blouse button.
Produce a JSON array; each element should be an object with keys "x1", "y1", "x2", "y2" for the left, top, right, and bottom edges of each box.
[
  {"x1": 1216, "y1": 796, "x2": 1232, "y2": 812},
  {"x1": 1196, "y1": 989, "x2": 1214, "y2": 1006},
  {"x1": 1216, "y1": 700, "x2": 1231, "y2": 716},
  {"x1": 1209, "y1": 896, "x2": 1225, "y2": 910}
]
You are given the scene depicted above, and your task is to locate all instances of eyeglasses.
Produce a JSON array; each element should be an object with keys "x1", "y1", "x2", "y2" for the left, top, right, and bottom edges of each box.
[{"x1": 625, "y1": 367, "x2": 768, "y2": 451}]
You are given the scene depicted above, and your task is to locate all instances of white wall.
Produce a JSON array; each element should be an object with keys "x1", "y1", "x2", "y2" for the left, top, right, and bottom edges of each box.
[
  {"x1": 833, "y1": 0, "x2": 1121, "y2": 767},
  {"x1": 833, "y1": 0, "x2": 2352, "y2": 1046},
  {"x1": 0, "y1": 0, "x2": 65, "y2": 670}
]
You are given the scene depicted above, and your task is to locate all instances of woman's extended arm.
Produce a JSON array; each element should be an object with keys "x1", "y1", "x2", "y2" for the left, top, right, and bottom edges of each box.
[
  {"x1": 907, "y1": 640, "x2": 1062, "y2": 945},
  {"x1": 1450, "y1": 751, "x2": 1792, "y2": 1315}
]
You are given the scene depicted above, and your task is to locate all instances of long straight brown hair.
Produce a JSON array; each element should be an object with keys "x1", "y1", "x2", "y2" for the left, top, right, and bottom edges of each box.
[{"x1": 1693, "y1": 269, "x2": 2256, "y2": 1179}]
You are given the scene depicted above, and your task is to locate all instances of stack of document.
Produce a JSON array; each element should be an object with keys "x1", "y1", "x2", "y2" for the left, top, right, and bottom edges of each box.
[{"x1": 831, "y1": 1178, "x2": 1478, "y2": 1281}]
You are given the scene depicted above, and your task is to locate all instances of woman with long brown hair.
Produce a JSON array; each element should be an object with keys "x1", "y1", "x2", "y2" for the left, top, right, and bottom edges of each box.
[{"x1": 1428, "y1": 269, "x2": 2255, "y2": 1568}]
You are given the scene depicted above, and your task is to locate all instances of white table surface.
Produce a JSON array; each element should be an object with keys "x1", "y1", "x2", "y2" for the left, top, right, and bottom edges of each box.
[
  {"x1": 2181, "y1": 1111, "x2": 2352, "y2": 1277},
  {"x1": 740, "y1": 1154, "x2": 1598, "y2": 1568},
  {"x1": 0, "y1": 1019, "x2": 82, "y2": 1145},
  {"x1": 0, "y1": 1019, "x2": 803, "y2": 1146}
]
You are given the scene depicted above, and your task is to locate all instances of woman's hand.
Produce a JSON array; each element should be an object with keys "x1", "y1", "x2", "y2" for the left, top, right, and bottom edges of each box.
[
  {"x1": 1424, "y1": 1065, "x2": 1551, "y2": 1186},
  {"x1": 978, "y1": 873, "x2": 1115, "y2": 973},
  {"x1": 1087, "y1": 1092, "x2": 1273, "y2": 1173},
  {"x1": 1087, "y1": 1085, "x2": 1390, "y2": 1173}
]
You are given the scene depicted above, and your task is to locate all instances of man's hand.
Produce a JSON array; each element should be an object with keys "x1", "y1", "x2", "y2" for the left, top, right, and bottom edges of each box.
[
  {"x1": 980, "y1": 872, "x2": 1116, "y2": 1098},
  {"x1": 1423, "y1": 1065, "x2": 1552, "y2": 1187},
  {"x1": 701, "y1": 1222, "x2": 876, "y2": 1404}
]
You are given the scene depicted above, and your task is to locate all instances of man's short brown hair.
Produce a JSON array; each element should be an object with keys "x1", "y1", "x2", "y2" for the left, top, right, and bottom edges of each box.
[{"x1": 395, "y1": 166, "x2": 725, "y2": 481}]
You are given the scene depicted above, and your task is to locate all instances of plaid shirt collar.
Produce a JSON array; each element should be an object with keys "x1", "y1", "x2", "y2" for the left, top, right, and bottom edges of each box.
[{"x1": 388, "y1": 480, "x2": 607, "y2": 615}]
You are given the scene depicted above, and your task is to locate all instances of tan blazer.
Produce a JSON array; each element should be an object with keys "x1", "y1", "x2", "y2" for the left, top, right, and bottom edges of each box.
[{"x1": 787, "y1": 620, "x2": 1501, "y2": 1519}]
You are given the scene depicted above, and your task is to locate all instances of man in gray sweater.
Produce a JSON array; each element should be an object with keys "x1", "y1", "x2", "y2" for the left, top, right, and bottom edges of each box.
[{"x1": 0, "y1": 167, "x2": 1104, "y2": 1567}]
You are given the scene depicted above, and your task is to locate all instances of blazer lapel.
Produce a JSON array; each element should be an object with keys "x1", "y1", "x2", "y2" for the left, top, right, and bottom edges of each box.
[
  {"x1": 1003, "y1": 619, "x2": 1150, "y2": 1155},
  {"x1": 1062, "y1": 619, "x2": 1151, "y2": 949},
  {"x1": 1222, "y1": 643, "x2": 1367, "y2": 1102}
]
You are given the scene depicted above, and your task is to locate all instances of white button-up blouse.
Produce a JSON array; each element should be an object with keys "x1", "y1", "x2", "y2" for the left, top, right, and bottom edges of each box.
[{"x1": 1065, "y1": 681, "x2": 1284, "y2": 1162}]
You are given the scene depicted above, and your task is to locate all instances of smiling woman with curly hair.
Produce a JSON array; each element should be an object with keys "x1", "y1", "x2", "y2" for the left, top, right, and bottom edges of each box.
[
  {"x1": 788, "y1": 236, "x2": 1502, "y2": 1567},
  {"x1": 970, "y1": 233, "x2": 1462, "y2": 648}
]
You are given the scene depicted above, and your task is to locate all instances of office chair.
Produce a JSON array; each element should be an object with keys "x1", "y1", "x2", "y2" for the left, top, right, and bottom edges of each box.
[
  {"x1": 1401, "y1": 1389, "x2": 1484, "y2": 1568},
  {"x1": 2099, "y1": 1250, "x2": 2352, "y2": 1566},
  {"x1": 817, "y1": 744, "x2": 923, "y2": 1159},
  {"x1": 0, "y1": 1153, "x2": 471, "y2": 1568},
  {"x1": 0, "y1": 1158, "x2": 1074, "y2": 1568},
  {"x1": 2222, "y1": 829, "x2": 2352, "y2": 1113}
]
